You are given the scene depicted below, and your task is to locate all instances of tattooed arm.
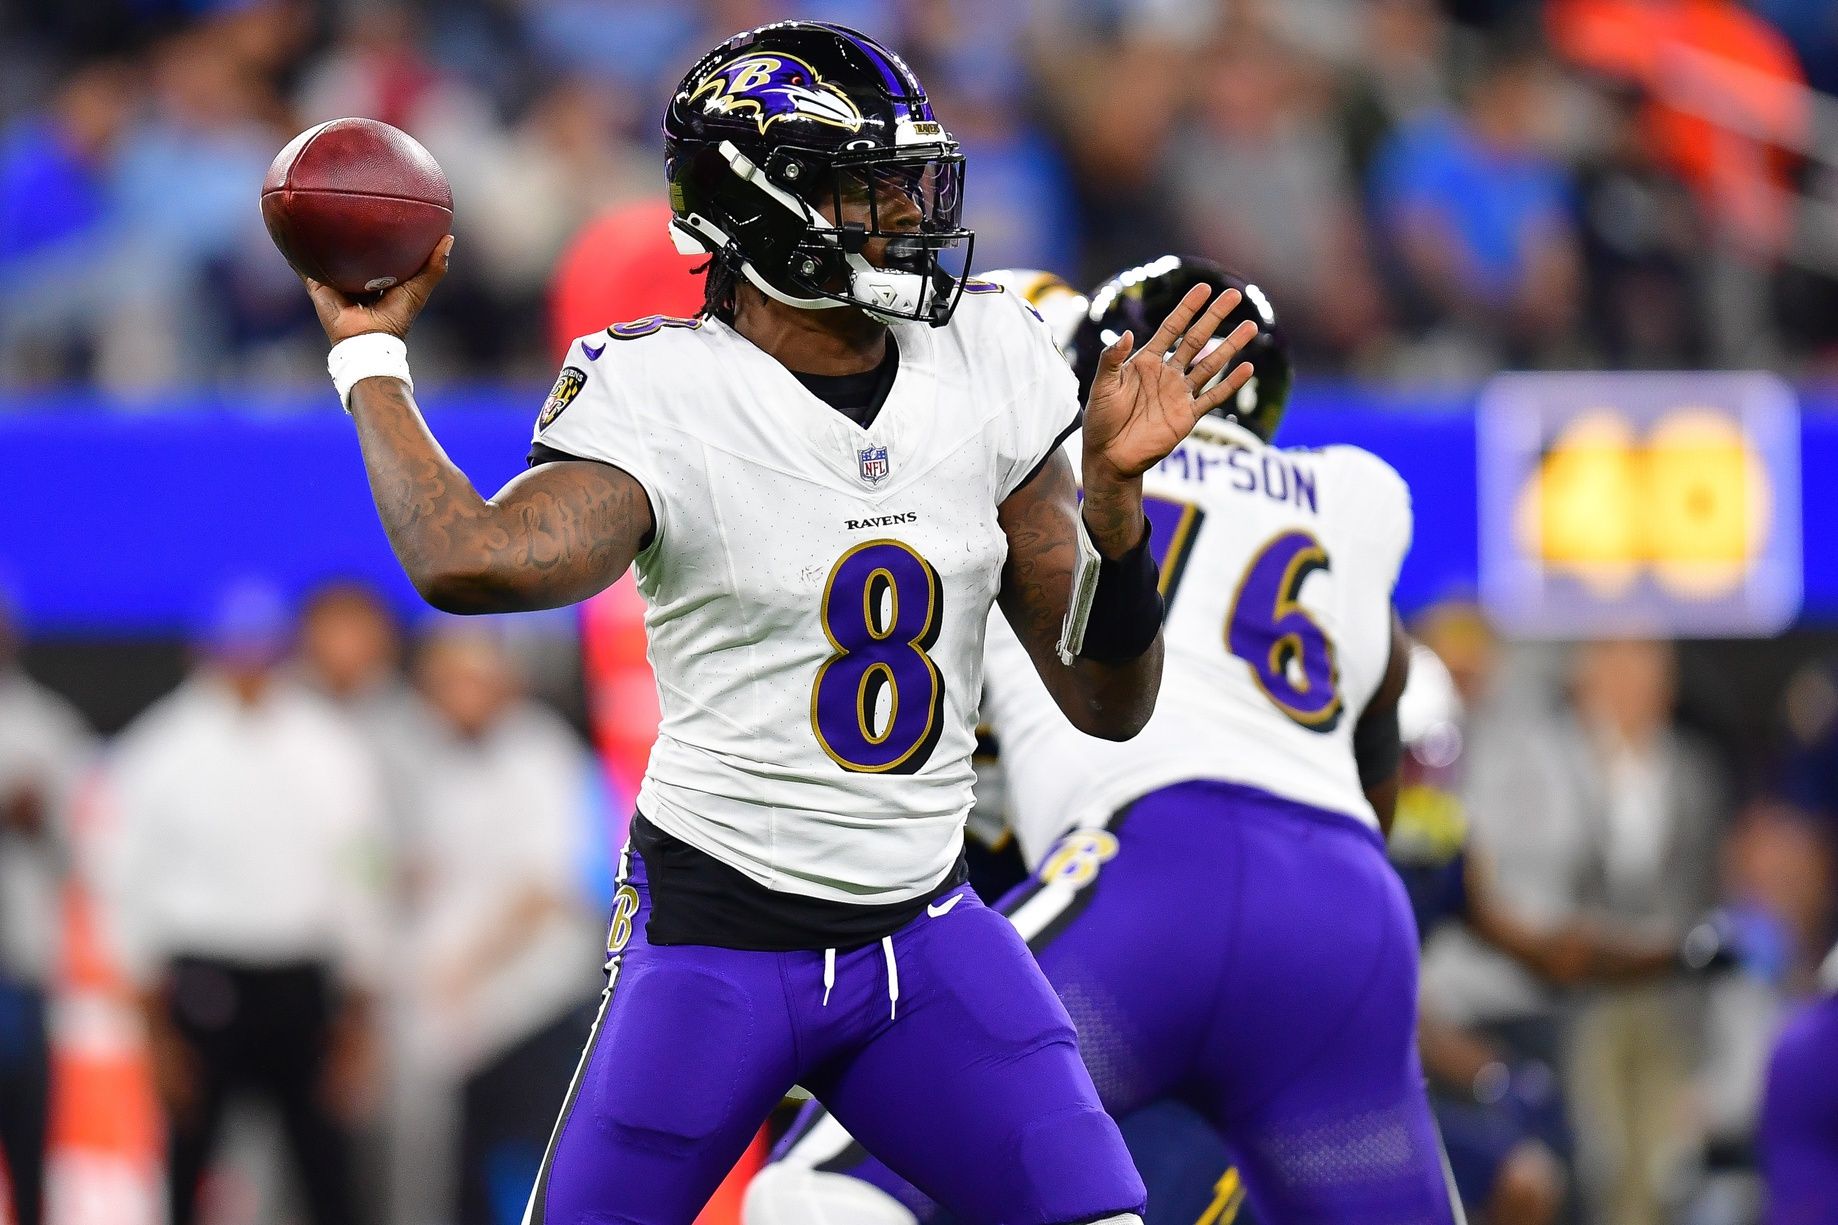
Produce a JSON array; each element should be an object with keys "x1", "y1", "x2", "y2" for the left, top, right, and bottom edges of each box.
[
  {"x1": 303, "y1": 238, "x2": 649, "y2": 614},
  {"x1": 997, "y1": 452, "x2": 1161, "y2": 740},
  {"x1": 346, "y1": 380, "x2": 650, "y2": 612},
  {"x1": 998, "y1": 282, "x2": 1260, "y2": 740}
]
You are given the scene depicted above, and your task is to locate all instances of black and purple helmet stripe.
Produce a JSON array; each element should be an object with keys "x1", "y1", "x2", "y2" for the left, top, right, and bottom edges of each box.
[{"x1": 814, "y1": 21, "x2": 933, "y2": 120}]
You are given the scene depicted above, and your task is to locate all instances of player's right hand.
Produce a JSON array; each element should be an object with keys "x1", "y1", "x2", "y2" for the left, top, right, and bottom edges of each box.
[{"x1": 304, "y1": 234, "x2": 453, "y2": 345}]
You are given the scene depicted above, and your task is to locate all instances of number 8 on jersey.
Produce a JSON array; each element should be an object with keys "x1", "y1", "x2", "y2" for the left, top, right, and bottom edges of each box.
[{"x1": 811, "y1": 540, "x2": 947, "y2": 774}]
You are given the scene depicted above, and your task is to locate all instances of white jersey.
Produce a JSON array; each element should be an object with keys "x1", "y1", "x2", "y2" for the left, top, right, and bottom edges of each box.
[
  {"x1": 533, "y1": 285, "x2": 1078, "y2": 904},
  {"x1": 985, "y1": 418, "x2": 1412, "y2": 868}
]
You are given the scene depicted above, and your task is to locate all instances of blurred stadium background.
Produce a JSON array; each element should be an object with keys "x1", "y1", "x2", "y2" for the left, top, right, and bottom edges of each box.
[{"x1": 1, "y1": 1, "x2": 1836, "y2": 1224}]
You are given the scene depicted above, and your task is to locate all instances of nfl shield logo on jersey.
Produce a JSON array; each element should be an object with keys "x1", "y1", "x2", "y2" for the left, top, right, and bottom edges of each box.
[{"x1": 857, "y1": 445, "x2": 891, "y2": 486}]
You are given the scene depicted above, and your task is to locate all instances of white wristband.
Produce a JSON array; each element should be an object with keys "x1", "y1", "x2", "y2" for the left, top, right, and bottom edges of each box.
[{"x1": 328, "y1": 333, "x2": 413, "y2": 412}]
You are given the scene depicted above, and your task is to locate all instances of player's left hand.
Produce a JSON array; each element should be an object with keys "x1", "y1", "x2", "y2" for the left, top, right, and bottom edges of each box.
[{"x1": 1081, "y1": 284, "x2": 1259, "y2": 483}]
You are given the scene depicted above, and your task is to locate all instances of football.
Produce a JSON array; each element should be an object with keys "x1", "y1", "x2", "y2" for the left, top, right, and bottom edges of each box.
[{"x1": 261, "y1": 117, "x2": 452, "y2": 297}]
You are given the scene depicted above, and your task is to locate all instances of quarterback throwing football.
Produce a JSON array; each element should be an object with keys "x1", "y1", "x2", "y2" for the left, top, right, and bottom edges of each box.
[{"x1": 297, "y1": 21, "x2": 1256, "y2": 1225}]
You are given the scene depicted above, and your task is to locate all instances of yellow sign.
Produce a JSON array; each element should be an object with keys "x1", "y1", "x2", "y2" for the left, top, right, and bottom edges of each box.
[
  {"x1": 1477, "y1": 373, "x2": 1800, "y2": 637},
  {"x1": 1516, "y1": 408, "x2": 1770, "y2": 598}
]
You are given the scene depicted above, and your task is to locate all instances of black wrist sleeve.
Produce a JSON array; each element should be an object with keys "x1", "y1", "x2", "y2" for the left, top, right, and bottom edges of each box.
[
  {"x1": 1077, "y1": 516, "x2": 1164, "y2": 664},
  {"x1": 1354, "y1": 703, "x2": 1403, "y2": 789}
]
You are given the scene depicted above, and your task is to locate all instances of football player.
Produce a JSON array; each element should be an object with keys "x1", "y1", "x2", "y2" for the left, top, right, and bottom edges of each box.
[
  {"x1": 747, "y1": 255, "x2": 1457, "y2": 1224},
  {"x1": 294, "y1": 21, "x2": 1262, "y2": 1225}
]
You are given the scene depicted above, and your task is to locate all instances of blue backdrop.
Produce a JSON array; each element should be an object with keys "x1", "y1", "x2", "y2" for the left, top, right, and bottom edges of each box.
[{"x1": 0, "y1": 383, "x2": 1829, "y2": 635}]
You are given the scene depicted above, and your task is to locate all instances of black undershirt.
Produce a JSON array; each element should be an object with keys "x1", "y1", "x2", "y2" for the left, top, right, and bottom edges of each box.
[
  {"x1": 633, "y1": 813, "x2": 968, "y2": 950},
  {"x1": 789, "y1": 337, "x2": 900, "y2": 428}
]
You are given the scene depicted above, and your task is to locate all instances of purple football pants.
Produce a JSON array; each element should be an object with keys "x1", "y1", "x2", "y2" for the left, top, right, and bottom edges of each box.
[
  {"x1": 524, "y1": 842, "x2": 1144, "y2": 1225},
  {"x1": 1759, "y1": 993, "x2": 1838, "y2": 1225},
  {"x1": 772, "y1": 780, "x2": 1458, "y2": 1224}
]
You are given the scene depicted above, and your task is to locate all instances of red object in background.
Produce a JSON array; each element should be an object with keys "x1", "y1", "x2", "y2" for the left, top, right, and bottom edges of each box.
[
  {"x1": 547, "y1": 201, "x2": 707, "y2": 360},
  {"x1": 1548, "y1": 0, "x2": 1808, "y2": 255},
  {"x1": 45, "y1": 775, "x2": 164, "y2": 1225},
  {"x1": 555, "y1": 202, "x2": 760, "y2": 1225}
]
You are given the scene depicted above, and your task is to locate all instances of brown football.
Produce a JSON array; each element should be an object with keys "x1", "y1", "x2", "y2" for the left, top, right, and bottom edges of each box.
[{"x1": 261, "y1": 117, "x2": 452, "y2": 297}]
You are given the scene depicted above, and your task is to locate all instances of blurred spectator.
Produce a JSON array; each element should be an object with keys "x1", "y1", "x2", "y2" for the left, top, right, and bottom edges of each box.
[
  {"x1": 1371, "y1": 42, "x2": 1582, "y2": 373},
  {"x1": 390, "y1": 621, "x2": 599, "y2": 1225},
  {"x1": 1558, "y1": 640, "x2": 1727, "y2": 1225},
  {"x1": 1455, "y1": 639, "x2": 1725, "y2": 1225},
  {"x1": 0, "y1": 598, "x2": 95, "y2": 1225},
  {"x1": 295, "y1": 5, "x2": 478, "y2": 139},
  {"x1": 1033, "y1": 33, "x2": 1189, "y2": 283},
  {"x1": 1413, "y1": 599, "x2": 1503, "y2": 713},
  {"x1": 296, "y1": 581, "x2": 412, "y2": 735},
  {"x1": 933, "y1": 71, "x2": 1081, "y2": 277},
  {"x1": 1549, "y1": 0, "x2": 1813, "y2": 367},
  {"x1": 1168, "y1": 28, "x2": 1384, "y2": 365},
  {"x1": 1573, "y1": 85, "x2": 1708, "y2": 366},
  {"x1": 7, "y1": 0, "x2": 1838, "y2": 385},
  {"x1": 1420, "y1": 633, "x2": 1739, "y2": 1223},
  {"x1": 102, "y1": 580, "x2": 388, "y2": 1225},
  {"x1": 294, "y1": 579, "x2": 422, "y2": 796},
  {"x1": 1336, "y1": 0, "x2": 1454, "y2": 182},
  {"x1": 0, "y1": 60, "x2": 137, "y2": 384},
  {"x1": 103, "y1": 25, "x2": 291, "y2": 389},
  {"x1": 1725, "y1": 802, "x2": 1836, "y2": 995},
  {"x1": 454, "y1": 77, "x2": 656, "y2": 313},
  {"x1": 1778, "y1": 658, "x2": 1838, "y2": 833}
]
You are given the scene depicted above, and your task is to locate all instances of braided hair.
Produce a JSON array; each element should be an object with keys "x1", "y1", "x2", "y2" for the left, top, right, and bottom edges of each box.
[{"x1": 696, "y1": 251, "x2": 742, "y2": 323}]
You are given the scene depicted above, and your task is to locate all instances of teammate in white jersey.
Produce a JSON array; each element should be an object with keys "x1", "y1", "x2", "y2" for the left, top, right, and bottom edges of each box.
[
  {"x1": 751, "y1": 258, "x2": 1461, "y2": 1225},
  {"x1": 293, "y1": 21, "x2": 1264, "y2": 1225}
]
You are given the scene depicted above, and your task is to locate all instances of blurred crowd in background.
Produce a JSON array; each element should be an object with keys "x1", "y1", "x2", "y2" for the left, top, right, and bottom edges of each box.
[
  {"x1": 7, "y1": 0, "x2": 1838, "y2": 391},
  {"x1": 0, "y1": 580, "x2": 614, "y2": 1225}
]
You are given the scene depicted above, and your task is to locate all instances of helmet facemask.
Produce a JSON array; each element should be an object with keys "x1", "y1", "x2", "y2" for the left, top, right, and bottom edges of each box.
[{"x1": 670, "y1": 136, "x2": 972, "y2": 327}]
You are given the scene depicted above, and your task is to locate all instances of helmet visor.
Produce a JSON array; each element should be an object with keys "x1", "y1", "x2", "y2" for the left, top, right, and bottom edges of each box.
[{"x1": 816, "y1": 149, "x2": 971, "y2": 323}]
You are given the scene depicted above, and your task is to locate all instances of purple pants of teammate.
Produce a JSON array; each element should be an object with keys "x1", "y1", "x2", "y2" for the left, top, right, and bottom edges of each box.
[
  {"x1": 525, "y1": 842, "x2": 1145, "y2": 1225},
  {"x1": 1759, "y1": 994, "x2": 1838, "y2": 1225},
  {"x1": 766, "y1": 780, "x2": 1458, "y2": 1224}
]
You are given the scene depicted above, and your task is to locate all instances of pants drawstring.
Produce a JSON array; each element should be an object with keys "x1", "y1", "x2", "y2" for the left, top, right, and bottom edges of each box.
[
  {"x1": 819, "y1": 940, "x2": 901, "y2": 1019},
  {"x1": 881, "y1": 935, "x2": 899, "y2": 1020}
]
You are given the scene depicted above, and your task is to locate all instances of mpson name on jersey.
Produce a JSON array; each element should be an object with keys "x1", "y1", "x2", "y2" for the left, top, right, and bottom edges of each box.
[
  {"x1": 1158, "y1": 444, "x2": 1318, "y2": 514},
  {"x1": 845, "y1": 511, "x2": 919, "y2": 531}
]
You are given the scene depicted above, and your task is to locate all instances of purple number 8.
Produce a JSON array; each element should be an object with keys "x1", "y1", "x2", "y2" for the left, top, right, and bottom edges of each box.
[
  {"x1": 1227, "y1": 531, "x2": 1343, "y2": 732},
  {"x1": 811, "y1": 540, "x2": 947, "y2": 773}
]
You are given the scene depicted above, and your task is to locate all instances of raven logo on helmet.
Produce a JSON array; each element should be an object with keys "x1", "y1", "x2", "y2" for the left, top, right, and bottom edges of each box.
[{"x1": 690, "y1": 53, "x2": 865, "y2": 135}]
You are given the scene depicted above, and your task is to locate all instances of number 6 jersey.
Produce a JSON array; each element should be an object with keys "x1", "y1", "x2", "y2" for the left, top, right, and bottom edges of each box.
[
  {"x1": 532, "y1": 286, "x2": 1078, "y2": 906},
  {"x1": 984, "y1": 417, "x2": 1413, "y2": 868}
]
